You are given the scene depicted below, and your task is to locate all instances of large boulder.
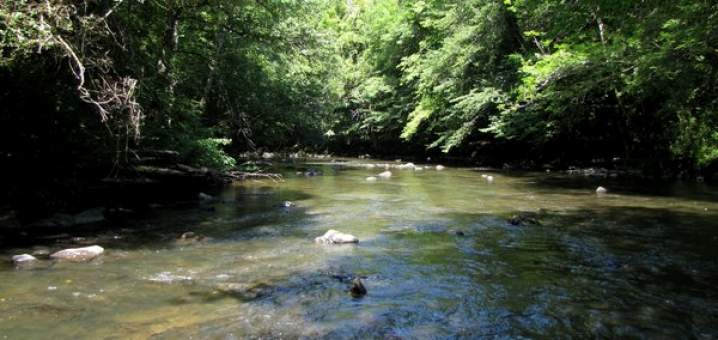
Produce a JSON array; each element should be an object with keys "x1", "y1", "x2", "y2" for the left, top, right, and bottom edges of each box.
[
  {"x1": 50, "y1": 245, "x2": 104, "y2": 262},
  {"x1": 314, "y1": 230, "x2": 359, "y2": 244}
]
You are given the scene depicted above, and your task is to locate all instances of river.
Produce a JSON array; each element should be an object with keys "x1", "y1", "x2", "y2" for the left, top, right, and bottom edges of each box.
[{"x1": 1, "y1": 159, "x2": 717, "y2": 338}]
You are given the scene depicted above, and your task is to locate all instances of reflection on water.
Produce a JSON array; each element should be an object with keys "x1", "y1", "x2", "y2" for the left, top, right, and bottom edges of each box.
[{"x1": 1, "y1": 160, "x2": 718, "y2": 338}]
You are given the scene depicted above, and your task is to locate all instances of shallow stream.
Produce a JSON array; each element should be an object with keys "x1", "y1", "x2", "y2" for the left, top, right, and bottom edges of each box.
[{"x1": 1, "y1": 160, "x2": 717, "y2": 338}]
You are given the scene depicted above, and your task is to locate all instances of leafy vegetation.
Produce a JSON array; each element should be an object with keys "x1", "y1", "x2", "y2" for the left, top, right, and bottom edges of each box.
[{"x1": 1, "y1": 0, "x2": 717, "y2": 180}]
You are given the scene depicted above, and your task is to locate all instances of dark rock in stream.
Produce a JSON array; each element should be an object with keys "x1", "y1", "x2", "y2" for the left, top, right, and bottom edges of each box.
[
  {"x1": 350, "y1": 278, "x2": 367, "y2": 298},
  {"x1": 215, "y1": 282, "x2": 273, "y2": 301},
  {"x1": 414, "y1": 224, "x2": 448, "y2": 233},
  {"x1": 508, "y1": 212, "x2": 541, "y2": 226}
]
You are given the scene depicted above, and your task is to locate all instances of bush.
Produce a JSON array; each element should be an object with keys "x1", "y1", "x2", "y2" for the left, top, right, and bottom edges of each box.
[{"x1": 181, "y1": 138, "x2": 237, "y2": 171}]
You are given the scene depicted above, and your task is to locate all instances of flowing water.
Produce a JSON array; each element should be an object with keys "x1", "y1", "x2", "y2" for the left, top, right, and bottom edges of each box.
[{"x1": 1, "y1": 160, "x2": 718, "y2": 339}]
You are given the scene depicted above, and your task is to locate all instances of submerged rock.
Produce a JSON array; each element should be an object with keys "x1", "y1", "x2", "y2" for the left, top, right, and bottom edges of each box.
[
  {"x1": 436, "y1": 165, "x2": 446, "y2": 171},
  {"x1": 350, "y1": 278, "x2": 367, "y2": 298},
  {"x1": 50, "y1": 245, "x2": 104, "y2": 262},
  {"x1": 12, "y1": 254, "x2": 38, "y2": 266},
  {"x1": 366, "y1": 176, "x2": 378, "y2": 182},
  {"x1": 414, "y1": 224, "x2": 448, "y2": 233},
  {"x1": 314, "y1": 230, "x2": 359, "y2": 244},
  {"x1": 216, "y1": 282, "x2": 272, "y2": 300},
  {"x1": 508, "y1": 212, "x2": 541, "y2": 226},
  {"x1": 378, "y1": 171, "x2": 392, "y2": 178}
]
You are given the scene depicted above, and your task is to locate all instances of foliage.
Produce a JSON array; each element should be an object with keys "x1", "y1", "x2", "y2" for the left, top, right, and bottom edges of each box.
[
  {"x1": 1, "y1": 0, "x2": 717, "y2": 177},
  {"x1": 328, "y1": 0, "x2": 718, "y2": 174},
  {"x1": 182, "y1": 138, "x2": 236, "y2": 171}
]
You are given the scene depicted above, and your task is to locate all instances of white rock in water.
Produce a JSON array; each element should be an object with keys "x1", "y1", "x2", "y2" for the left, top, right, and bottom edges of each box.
[
  {"x1": 481, "y1": 174, "x2": 488, "y2": 178},
  {"x1": 486, "y1": 176, "x2": 494, "y2": 182},
  {"x1": 596, "y1": 186, "x2": 608, "y2": 194},
  {"x1": 12, "y1": 254, "x2": 37, "y2": 265},
  {"x1": 366, "y1": 176, "x2": 378, "y2": 181},
  {"x1": 436, "y1": 165, "x2": 446, "y2": 171},
  {"x1": 399, "y1": 162, "x2": 415, "y2": 170},
  {"x1": 50, "y1": 245, "x2": 104, "y2": 262},
  {"x1": 414, "y1": 166, "x2": 423, "y2": 171},
  {"x1": 314, "y1": 230, "x2": 359, "y2": 244},
  {"x1": 378, "y1": 171, "x2": 392, "y2": 178}
]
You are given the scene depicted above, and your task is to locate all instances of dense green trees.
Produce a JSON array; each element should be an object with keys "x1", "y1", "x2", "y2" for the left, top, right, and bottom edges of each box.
[
  {"x1": 1, "y1": 0, "x2": 717, "y2": 177},
  {"x1": 1, "y1": 0, "x2": 338, "y2": 172},
  {"x1": 332, "y1": 0, "x2": 718, "y2": 175}
]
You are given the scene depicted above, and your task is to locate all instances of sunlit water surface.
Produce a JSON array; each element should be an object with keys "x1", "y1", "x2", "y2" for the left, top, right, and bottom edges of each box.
[{"x1": 1, "y1": 160, "x2": 718, "y2": 338}]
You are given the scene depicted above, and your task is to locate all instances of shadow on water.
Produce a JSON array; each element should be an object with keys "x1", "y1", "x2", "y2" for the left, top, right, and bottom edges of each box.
[
  {"x1": 493, "y1": 169, "x2": 718, "y2": 203},
  {"x1": 0, "y1": 186, "x2": 315, "y2": 256},
  {"x1": 420, "y1": 205, "x2": 718, "y2": 338}
]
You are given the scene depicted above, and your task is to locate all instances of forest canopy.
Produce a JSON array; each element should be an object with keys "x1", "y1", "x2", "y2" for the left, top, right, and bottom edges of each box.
[{"x1": 1, "y1": 0, "x2": 717, "y2": 178}]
